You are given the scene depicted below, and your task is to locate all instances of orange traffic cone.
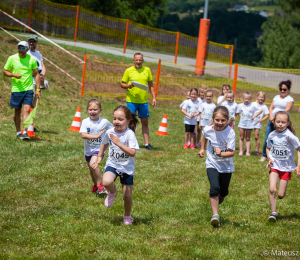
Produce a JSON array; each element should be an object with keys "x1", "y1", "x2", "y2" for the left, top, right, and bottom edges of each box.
[
  {"x1": 69, "y1": 107, "x2": 81, "y2": 132},
  {"x1": 22, "y1": 108, "x2": 36, "y2": 137},
  {"x1": 156, "y1": 114, "x2": 168, "y2": 136}
]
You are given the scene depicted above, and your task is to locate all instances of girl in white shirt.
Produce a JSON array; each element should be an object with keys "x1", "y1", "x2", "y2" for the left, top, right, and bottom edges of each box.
[
  {"x1": 236, "y1": 91, "x2": 262, "y2": 156},
  {"x1": 182, "y1": 88, "x2": 201, "y2": 149},
  {"x1": 217, "y1": 84, "x2": 231, "y2": 106},
  {"x1": 199, "y1": 89, "x2": 216, "y2": 128},
  {"x1": 199, "y1": 106, "x2": 235, "y2": 227},
  {"x1": 224, "y1": 90, "x2": 238, "y2": 129},
  {"x1": 92, "y1": 106, "x2": 139, "y2": 225},
  {"x1": 266, "y1": 111, "x2": 300, "y2": 222},
  {"x1": 80, "y1": 99, "x2": 113, "y2": 194},
  {"x1": 252, "y1": 92, "x2": 269, "y2": 155},
  {"x1": 179, "y1": 90, "x2": 190, "y2": 110}
]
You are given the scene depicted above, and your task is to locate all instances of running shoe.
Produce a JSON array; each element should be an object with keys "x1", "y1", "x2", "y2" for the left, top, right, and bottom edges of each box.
[
  {"x1": 16, "y1": 133, "x2": 22, "y2": 138},
  {"x1": 254, "y1": 151, "x2": 260, "y2": 156},
  {"x1": 195, "y1": 143, "x2": 200, "y2": 148},
  {"x1": 210, "y1": 214, "x2": 220, "y2": 227},
  {"x1": 190, "y1": 144, "x2": 195, "y2": 149},
  {"x1": 96, "y1": 184, "x2": 106, "y2": 194},
  {"x1": 183, "y1": 144, "x2": 189, "y2": 149},
  {"x1": 123, "y1": 216, "x2": 134, "y2": 225},
  {"x1": 218, "y1": 194, "x2": 224, "y2": 204},
  {"x1": 268, "y1": 213, "x2": 277, "y2": 222},
  {"x1": 105, "y1": 186, "x2": 117, "y2": 208},
  {"x1": 20, "y1": 133, "x2": 30, "y2": 140},
  {"x1": 145, "y1": 144, "x2": 155, "y2": 151},
  {"x1": 260, "y1": 156, "x2": 268, "y2": 162},
  {"x1": 92, "y1": 185, "x2": 98, "y2": 193}
]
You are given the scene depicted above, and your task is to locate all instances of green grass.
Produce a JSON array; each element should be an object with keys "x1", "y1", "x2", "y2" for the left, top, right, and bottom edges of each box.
[{"x1": 1, "y1": 29, "x2": 300, "y2": 259}]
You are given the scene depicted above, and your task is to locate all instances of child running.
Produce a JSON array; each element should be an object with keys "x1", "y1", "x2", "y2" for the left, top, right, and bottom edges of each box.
[
  {"x1": 195, "y1": 87, "x2": 207, "y2": 147},
  {"x1": 252, "y1": 92, "x2": 269, "y2": 155},
  {"x1": 182, "y1": 88, "x2": 201, "y2": 149},
  {"x1": 80, "y1": 99, "x2": 113, "y2": 194},
  {"x1": 236, "y1": 91, "x2": 262, "y2": 156},
  {"x1": 92, "y1": 105, "x2": 139, "y2": 225},
  {"x1": 217, "y1": 84, "x2": 231, "y2": 106},
  {"x1": 199, "y1": 89, "x2": 216, "y2": 131},
  {"x1": 199, "y1": 106, "x2": 236, "y2": 227},
  {"x1": 224, "y1": 90, "x2": 238, "y2": 129},
  {"x1": 266, "y1": 111, "x2": 300, "y2": 222}
]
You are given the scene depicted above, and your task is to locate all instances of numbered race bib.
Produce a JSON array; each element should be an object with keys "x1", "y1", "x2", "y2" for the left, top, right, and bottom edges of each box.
[
  {"x1": 270, "y1": 145, "x2": 289, "y2": 160},
  {"x1": 202, "y1": 111, "x2": 213, "y2": 120},
  {"x1": 109, "y1": 146, "x2": 130, "y2": 163},
  {"x1": 241, "y1": 112, "x2": 252, "y2": 121},
  {"x1": 210, "y1": 145, "x2": 228, "y2": 162},
  {"x1": 87, "y1": 136, "x2": 102, "y2": 146}
]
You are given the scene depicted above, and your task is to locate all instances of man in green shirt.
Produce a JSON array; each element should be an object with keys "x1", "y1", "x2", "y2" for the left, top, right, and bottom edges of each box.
[
  {"x1": 121, "y1": 53, "x2": 157, "y2": 151},
  {"x1": 3, "y1": 41, "x2": 41, "y2": 140}
]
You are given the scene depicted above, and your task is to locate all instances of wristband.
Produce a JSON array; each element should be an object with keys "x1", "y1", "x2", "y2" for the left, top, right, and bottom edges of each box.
[{"x1": 36, "y1": 89, "x2": 41, "y2": 92}]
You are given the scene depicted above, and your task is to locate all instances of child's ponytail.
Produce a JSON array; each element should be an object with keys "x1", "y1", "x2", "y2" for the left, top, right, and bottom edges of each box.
[{"x1": 274, "y1": 111, "x2": 296, "y2": 135}]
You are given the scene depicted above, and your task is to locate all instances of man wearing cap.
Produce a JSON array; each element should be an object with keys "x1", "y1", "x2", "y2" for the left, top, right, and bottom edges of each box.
[
  {"x1": 3, "y1": 41, "x2": 41, "y2": 140},
  {"x1": 27, "y1": 35, "x2": 47, "y2": 108},
  {"x1": 121, "y1": 53, "x2": 157, "y2": 151}
]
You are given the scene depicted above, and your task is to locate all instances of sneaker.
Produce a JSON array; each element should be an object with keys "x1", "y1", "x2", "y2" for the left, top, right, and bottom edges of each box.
[
  {"x1": 91, "y1": 185, "x2": 98, "y2": 193},
  {"x1": 105, "y1": 186, "x2": 117, "y2": 208},
  {"x1": 183, "y1": 144, "x2": 189, "y2": 149},
  {"x1": 145, "y1": 144, "x2": 155, "y2": 151},
  {"x1": 239, "y1": 152, "x2": 243, "y2": 156},
  {"x1": 218, "y1": 194, "x2": 224, "y2": 204},
  {"x1": 268, "y1": 213, "x2": 277, "y2": 222},
  {"x1": 123, "y1": 216, "x2": 134, "y2": 225},
  {"x1": 188, "y1": 141, "x2": 191, "y2": 146},
  {"x1": 254, "y1": 151, "x2": 260, "y2": 155},
  {"x1": 190, "y1": 144, "x2": 195, "y2": 149},
  {"x1": 195, "y1": 143, "x2": 200, "y2": 148},
  {"x1": 16, "y1": 133, "x2": 22, "y2": 138},
  {"x1": 260, "y1": 156, "x2": 268, "y2": 162},
  {"x1": 96, "y1": 184, "x2": 106, "y2": 194},
  {"x1": 20, "y1": 133, "x2": 30, "y2": 140},
  {"x1": 210, "y1": 214, "x2": 220, "y2": 227}
]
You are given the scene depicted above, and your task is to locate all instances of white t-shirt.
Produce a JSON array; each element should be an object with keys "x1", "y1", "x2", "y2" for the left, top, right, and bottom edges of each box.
[
  {"x1": 180, "y1": 99, "x2": 188, "y2": 108},
  {"x1": 252, "y1": 101, "x2": 269, "y2": 129},
  {"x1": 182, "y1": 99, "x2": 201, "y2": 125},
  {"x1": 203, "y1": 125, "x2": 235, "y2": 173},
  {"x1": 79, "y1": 117, "x2": 113, "y2": 156},
  {"x1": 272, "y1": 95, "x2": 294, "y2": 116},
  {"x1": 217, "y1": 95, "x2": 228, "y2": 106},
  {"x1": 200, "y1": 102, "x2": 216, "y2": 126},
  {"x1": 102, "y1": 128, "x2": 139, "y2": 175},
  {"x1": 267, "y1": 129, "x2": 300, "y2": 172},
  {"x1": 196, "y1": 98, "x2": 206, "y2": 122},
  {"x1": 224, "y1": 102, "x2": 238, "y2": 125},
  {"x1": 27, "y1": 50, "x2": 43, "y2": 84},
  {"x1": 236, "y1": 103, "x2": 256, "y2": 129}
]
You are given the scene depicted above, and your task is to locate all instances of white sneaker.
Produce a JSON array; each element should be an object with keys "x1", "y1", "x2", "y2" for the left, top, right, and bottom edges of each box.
[
  {"x1": 260, "y1": 156, "x2": 267, "y2": 162},
  {"x1": 40, "y1": 79, "x2": 49, "y2": 89}
]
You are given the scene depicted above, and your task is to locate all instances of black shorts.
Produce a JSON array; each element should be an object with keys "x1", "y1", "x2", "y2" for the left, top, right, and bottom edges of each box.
[{"x1": 185, "y1": 124, "x2": 195, "y2": 133}]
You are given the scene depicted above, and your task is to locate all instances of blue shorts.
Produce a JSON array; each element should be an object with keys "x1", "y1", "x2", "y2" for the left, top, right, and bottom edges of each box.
[
  {"x1": 127, "y1": 102, "x2": 149, "y2": 118},
  {"x1": 10, "y1": 90, "x2": 34, "y2": 109},
  {"x1": 104, "y1": 166, "x2": 134, "y2": 185},
  {"x1": 85, "y1": 151, "x2": 106, "y2": 163}
]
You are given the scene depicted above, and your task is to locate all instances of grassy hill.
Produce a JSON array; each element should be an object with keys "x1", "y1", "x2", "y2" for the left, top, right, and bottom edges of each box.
[{"x1": 1, "y1": 30, "x2": 300, "y2": 259}]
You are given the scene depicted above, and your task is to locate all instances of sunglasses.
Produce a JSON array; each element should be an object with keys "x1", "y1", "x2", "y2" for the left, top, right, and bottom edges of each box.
[
  {"x1": 18, "y1": 46, "x2": 27, "y2": 50},
  {"x1": 280, "y1": 88, "x2": 288, "y2": 92}
]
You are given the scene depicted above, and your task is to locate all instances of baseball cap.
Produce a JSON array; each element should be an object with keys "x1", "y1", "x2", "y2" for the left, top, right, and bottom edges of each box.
[
  {"x1": 28, "y1": 35, "x2": 38, "y2": 41},
  {"x1": 17, "y1": 41, "x2": 29, "y2": 49}
]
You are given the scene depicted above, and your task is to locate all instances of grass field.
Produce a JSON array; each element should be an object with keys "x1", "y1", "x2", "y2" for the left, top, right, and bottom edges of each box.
[{"x1": 1, "y1": 30, "x2": 300, "y2": 259}]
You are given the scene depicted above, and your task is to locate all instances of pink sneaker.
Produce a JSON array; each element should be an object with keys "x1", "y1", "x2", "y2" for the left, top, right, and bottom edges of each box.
[
  {"x1": 105, "y1": 186, "x2": 117, "y2": 208},
  {"x1": 123, "y1": 216, "x2": 134, "y2": 225},
  {"x1": 189, "y1": 144, "x2": 195, "y2": 149}
]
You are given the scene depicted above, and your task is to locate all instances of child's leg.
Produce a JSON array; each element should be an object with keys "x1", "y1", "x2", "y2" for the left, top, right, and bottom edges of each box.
[
  {"x1": 278, "y1": 179, "x2": 288, "y2": 199},
  {"x1": 239, "y1": 128, "x2": 245, "y2": 155},
  {"x1": 190, "y1": 131, "x2": 194, "y2": 145},
  {"x1": 87, "y1": 162, "x2": 97, "y2": 186},
  {"x1": 89, "y1": 155, "x2": 102, "y2": 186},
  {"x1": 207, "y1": 168, "x2": 220, "y2": 215},
  {"x1": 245, "y1": 129, "x2": 253, "y2": 155},
  {"x1": 197, "y1": 124, "x2": 201, "y2": 144},
  {"x1": 122, "y1": 184, "x2": 133, "y2": 216},
  {"x1": 269, "y1": 171, "x2": 279, "y2": 212},
  {"x1": 254, "y1": 128, "x2": 260, "y2": 152},
  {"x1": 219, "y1": 173, "x2": 232, "y2": 199},
  {"x1": 185, "y1": 132, "x2": 189, "y2": 145},
  {"x1": 103, "y1": 171, "x2": 117, "y2": 193}
]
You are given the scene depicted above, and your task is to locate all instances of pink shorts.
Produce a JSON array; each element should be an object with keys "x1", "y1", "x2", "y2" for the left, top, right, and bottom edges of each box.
[{"x1": 269, "y1": 168, "x2": 291, "y2": 180}]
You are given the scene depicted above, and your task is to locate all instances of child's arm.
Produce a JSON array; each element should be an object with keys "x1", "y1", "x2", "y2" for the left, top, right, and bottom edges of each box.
[
  {"x1": 218, "y1": 95, "x2": 226, "y2": 105},
  {"x1": 91, "y1": 143, "x2": 109, "y2": 169},
  {"x1": 258, "y1": 114, "x2": 269, "y2": 123},
  {"x1": 293, "y1": 147, "x2": 300, "y2": 178},
  {"x1": 252, "y1": 109, "x2": 263, "y2": 120},
  {"x1": 110, "y1": 134, "x2": 136, "y2": 157},
  {"x1": 181, "y1": 108, "x2": 191, "y2": 118},
  {"x1": 266, "y1": 147, "x2": 273, "y2": 168},
  {"x1": 198, "y1": 114, "x2": 202, "y2": 129},
  {"x1": 81, "y1": 130, "x2": 106, "y2": 140},
  {"x1": 198, "y1": 134, "x2": 207, "y2": 158},
  {"x1": 215, "y1": 148, "x2": 235, "y2": 158}
]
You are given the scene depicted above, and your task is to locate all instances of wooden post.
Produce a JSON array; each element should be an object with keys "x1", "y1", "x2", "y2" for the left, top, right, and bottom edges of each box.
[
  {"x1": 174, "y1": 32, "x2": 180, "y2": 64},
  {"x1": 81, "y1": 54, "x2": 87, "y2": 97},
  {"x1": 228, "y1": 45, "x2": 234, "y2": 79},
  {"x1": 74, "y1": 5, "x2": 80, "y2": 42},
  {"x1": 195, "y1": 19, "x2": 210, "y2": 75},
  {"x1": 155, "y1": 59, "x2": 161, "y2": 97},
  {"x1": 232, "y1": 63, "x2": 238, "y2": 94},
  {"x1": 123, "y1": 19, "x2": 129, "y2": 54},
  {"x1": 28, "y1": 0, "x2": 34, "y2": 33}
]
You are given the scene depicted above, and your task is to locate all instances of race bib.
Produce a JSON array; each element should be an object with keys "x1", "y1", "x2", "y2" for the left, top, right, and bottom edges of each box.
[
  {"x1": 109, "y1": 146, "x2": 130, "y2": 163},
  {"x1": 87, "y1": 136, "x2": 102, "y2": 146},
  {"x1": 270, "y1": 145, "x2": 289, "y2": 160},
  {"x1": 210, "y1": 145, "x2": 228, "y2": 161},
  {"x1": 202, "y1": 111, "x2": 213, "y2": 120},
  {"x1": 241, "y1": 112, "x2": 252, "y2": 121}
]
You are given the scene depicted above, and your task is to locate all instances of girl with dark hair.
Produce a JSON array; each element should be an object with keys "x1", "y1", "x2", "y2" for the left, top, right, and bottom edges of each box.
[
  {"x1": 260, "y1": 80, "x2": 294, "y2": 162},
  {"x1": 92, "y1": 106, "x2": 139, "y2": 225}
]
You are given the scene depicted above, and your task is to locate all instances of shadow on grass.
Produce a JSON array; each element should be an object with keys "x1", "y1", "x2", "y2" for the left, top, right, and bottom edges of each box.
[
  {"x1": 40, "y1": 131, "x2": 59, "y2": 135},
  {"x1": 221, "y1": 218, "x2": 246, "y2": 227},
  {"x1": 277, "y1": 213, "x2": 300, "y2": 220},
  {"x1": 26, "y1": 137, "x2": 53, "y2": 142},
  {"x1": 109, "y1": 215, "x2": 155, "y2": 226}
]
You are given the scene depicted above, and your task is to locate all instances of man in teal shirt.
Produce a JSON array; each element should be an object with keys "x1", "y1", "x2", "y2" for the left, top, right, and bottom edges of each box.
[{"x1": 3, "y1": 41, "x2": 41, "y2": 140}]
